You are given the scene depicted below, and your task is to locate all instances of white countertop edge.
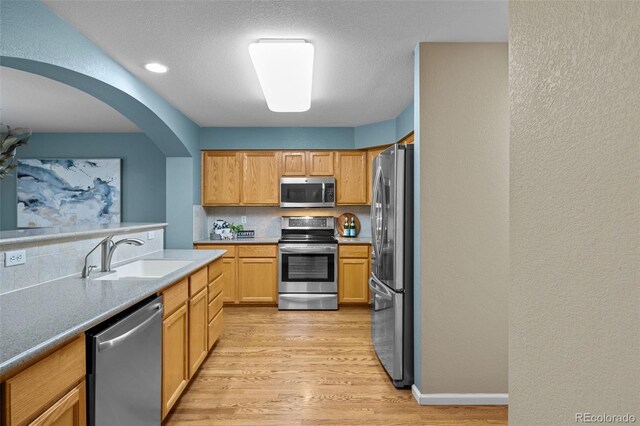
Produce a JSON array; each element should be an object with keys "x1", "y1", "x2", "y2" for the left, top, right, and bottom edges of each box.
[{"x1": 0, "y1": 222, "x2": 168, "y2": 248}]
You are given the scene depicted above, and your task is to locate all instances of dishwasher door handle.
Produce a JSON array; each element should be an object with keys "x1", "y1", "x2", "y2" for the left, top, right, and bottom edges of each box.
[{"x1": 98, "y1": 303, "x2": 163, "y2": 352}]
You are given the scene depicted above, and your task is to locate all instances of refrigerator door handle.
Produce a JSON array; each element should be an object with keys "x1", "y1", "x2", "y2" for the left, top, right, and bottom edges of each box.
[
  {"x1": 371, "y1": 166, "x2": 384, "y2": 260},
  {"x1": 369, "y1": 277, "x2": 392, "y2": 300}
]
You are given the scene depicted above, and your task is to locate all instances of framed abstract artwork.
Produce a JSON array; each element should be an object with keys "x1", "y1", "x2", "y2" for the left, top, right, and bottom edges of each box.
[{"x1": 16, "y1": 159, "x2": 121, "y2": 227}]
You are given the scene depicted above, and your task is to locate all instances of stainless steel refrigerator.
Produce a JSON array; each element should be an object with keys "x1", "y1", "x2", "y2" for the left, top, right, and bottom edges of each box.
[{"x1": 370, "y1": 143, "x2": 414, "y2": 388}]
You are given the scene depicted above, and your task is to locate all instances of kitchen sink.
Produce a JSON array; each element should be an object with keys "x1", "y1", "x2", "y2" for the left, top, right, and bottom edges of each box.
[{"x1": 92, "y1": 260, "x2": 193, "y2": 280}]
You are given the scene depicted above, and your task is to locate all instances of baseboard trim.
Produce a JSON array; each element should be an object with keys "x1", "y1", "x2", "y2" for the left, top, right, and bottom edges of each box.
[{"x1": 411, "y1": 385, "x2": 508, "y2": 405}]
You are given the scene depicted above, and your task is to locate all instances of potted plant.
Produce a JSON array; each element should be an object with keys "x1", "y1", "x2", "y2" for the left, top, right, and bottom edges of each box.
[
  {"x1": 228, "y1": 222, "x2": 244, "y2": 239},
  {"x1": 0, "y1": 124, "x2": 31, "y2": 179}
]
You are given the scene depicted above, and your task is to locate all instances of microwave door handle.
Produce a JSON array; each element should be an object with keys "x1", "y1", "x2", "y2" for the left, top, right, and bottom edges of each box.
[{"x1": 322, "y1": 182, "x2": 326, "y2": 204}]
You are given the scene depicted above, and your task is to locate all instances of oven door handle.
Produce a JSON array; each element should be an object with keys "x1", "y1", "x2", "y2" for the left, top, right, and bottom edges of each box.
[
  {"x1": 322, "y1": 182, "x2": 326, "y2": 204},
  {"x1": 279, "y1": 247, "x2": 337, "y2": 254}
]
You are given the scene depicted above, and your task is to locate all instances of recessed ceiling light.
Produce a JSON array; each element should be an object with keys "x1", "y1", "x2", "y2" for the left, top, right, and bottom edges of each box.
[
  {"x1": 144, "y1": 63, "x2": 169, "y2": 73},
  {"x1": 249, "y1": 39, "x2": 314, "y2": 112}
]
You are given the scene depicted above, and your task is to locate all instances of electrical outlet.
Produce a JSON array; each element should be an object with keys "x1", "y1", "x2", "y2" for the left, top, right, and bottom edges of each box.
[
  {"x1": 5, "y1": 250, "x2": 26, "y2": 267},
  {"x1": 147, "y1": 231, "x2": 156, "y2": 240},
  {"x1": 241, "y1": 216, "x2": 247, "y2": 224}
]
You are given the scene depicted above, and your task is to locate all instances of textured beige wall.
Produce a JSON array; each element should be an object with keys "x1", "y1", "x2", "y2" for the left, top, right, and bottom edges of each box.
[
  {"x1": 510, "y1": 1, "x2": 640, "y2": 425},
  {"x1": 418, "y1": 43, "x2": 509, "y2": 393}
]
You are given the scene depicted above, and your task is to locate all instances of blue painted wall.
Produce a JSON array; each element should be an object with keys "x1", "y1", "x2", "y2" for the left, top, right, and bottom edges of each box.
[
  {"x1": 200, "y1": 127, "x2": 355, "y2": 150},
  {"x1": 354, "y1": 119, "x2": 396, "y2": 149},
  {"x1": 0, "y1": 0, "x2": 198, "y2": 158},
  {"x1": 396, "y1": 102, "x2": 414, "y2": 140},
  {"x1": 166, "y1": 158, "x2": 195, "y2": 248},
  {"x1": 0, "y1": 133, "x2": 166, "y2": 230},
  {"x1": 201, "y1": 104, "x2": 414, "y2": 152},
  {"x1": 353, "y1": 102, "x2": 414, "y2": 149}
]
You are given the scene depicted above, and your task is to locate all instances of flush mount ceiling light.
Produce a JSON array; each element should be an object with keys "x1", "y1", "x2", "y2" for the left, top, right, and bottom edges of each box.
[
  {"x1": 144, "y1": 62, "x2": 169, "y2": 73},
  {"x1": 249, "y1": 39, "x2": 314, "y2": 112}
]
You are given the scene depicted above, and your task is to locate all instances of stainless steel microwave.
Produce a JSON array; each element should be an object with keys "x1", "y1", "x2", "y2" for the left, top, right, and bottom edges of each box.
[{"x1": 280, "y1": 177, "x2": 335, "y2": 208}]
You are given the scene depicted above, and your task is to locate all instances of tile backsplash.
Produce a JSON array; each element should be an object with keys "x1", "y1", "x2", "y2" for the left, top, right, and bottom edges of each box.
[
  {"x1": 0, "y1": 228, "x2": 164, "y2": 294},
  {"x1": 193, "y1": 206, "x2": 371, "y2": 241}
]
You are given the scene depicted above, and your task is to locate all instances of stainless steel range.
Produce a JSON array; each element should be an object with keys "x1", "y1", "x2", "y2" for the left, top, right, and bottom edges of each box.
[{"x1": 278, "y1": 216, "x2": 338, "y2": 310}]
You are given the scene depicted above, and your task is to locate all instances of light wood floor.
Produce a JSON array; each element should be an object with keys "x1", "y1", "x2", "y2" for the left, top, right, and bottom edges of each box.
[{"x1": 164, "y1": 306, "x2": 507, "y2": 426}]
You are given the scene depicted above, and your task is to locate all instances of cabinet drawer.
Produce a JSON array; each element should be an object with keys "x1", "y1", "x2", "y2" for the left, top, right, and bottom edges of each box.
[
  {"x1": 189, "y1": 267, "x2": 208, "y2": 296},
  {"x1": 3, "y1": 336, "x2": 85, "y2": 426},
  {"x1": 208, "y1": 258, "x2": 223, "y2": 282},
  {"x1": 238, "y1": 245, "x2": 277, "y2": 258},
  {"x1": 339, "y1": 245, "x2": 370, "y2": 258},
  {"x1": 30, "y1": 381, "x2": 86, "y2": 426},
  {"x1": 208, "y1": 310, "x2": 224, "y2": 350},
  {"x1": 194, "y1": 245, "x2": 236, "y2": 258},
  {"x1": 162, "y1": 278, "x2": 188, "y2": 318},
  {"x1": 208, "y1": 292, "x2": 223, "y2": 320},
  {"x1": 208, "y1": 274, "x2": 224, "y2": 302}
]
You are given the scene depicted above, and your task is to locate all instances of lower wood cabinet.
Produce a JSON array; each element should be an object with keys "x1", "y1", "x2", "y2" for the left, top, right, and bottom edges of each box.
[
  {"x1": 1, "y1": 336, "x2": 86, "y2": 426},
  {"x1": 162, "y1": 303, "x2": 188, "y2": 419},
  {"x1": 161, "y1": 258, "x2": 224, "y2": 420},
  {"x1": 238, "y1": 257, "x2": 278, "y2": 303},
  {"x1": 338, "y1": 245, "x2": 371, "y2": 304},
  {"x1": 195, "y1": 244, "x2": 278, "y2": 305},
  {"x1": 222, "y1": 257, "x2": 237, "y2": 303},
  {"x1": 30, "y1": 381, "x2": 86, "y2": 426},
  {"x1": 188, "y1": 287, "x2": 208, "y2": 378}
]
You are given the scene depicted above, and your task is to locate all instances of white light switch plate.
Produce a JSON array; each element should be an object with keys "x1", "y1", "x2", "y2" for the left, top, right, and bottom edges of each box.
[
  {"x1": 5, "y1": 250, "x2": 26, "y2": 267},
  {"x1": 147, "y1": 231, "x2": 156, "y2": 240}
]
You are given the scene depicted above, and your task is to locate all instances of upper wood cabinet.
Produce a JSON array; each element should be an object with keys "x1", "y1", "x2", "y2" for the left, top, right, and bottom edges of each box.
[
  {"x1": 281, "y1": 152, "x2": 307, "y2": 176},
  {"x1": 202, "y1": 152, "x2": 241, "y2": 205},
  {"x1": 335, "y1": 151, "x2": 367, "y2": 204},
  {"x1": 241, "y1": 152, "x2": 280, "y2": 205},
  {"x1": 307, "y1": 151, "x2": 334, "y2": 176}
]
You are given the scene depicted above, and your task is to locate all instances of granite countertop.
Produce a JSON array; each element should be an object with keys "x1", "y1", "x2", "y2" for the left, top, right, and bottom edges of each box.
[
  {"x1": 337, "y1": 237, "x2": 372, "y2": 244},
  {"x1": 0, "y1": 249, "x2": 225, "y2": 378},
  {"x1": 0, "y1": 222, "x2": 168, "y2": 247},
  {"x1": 195, "y1": 236, "x2": 371, "y2": 245},
  {"x1": 194, "y1": 237, "x2": 281, "y2": 244}
]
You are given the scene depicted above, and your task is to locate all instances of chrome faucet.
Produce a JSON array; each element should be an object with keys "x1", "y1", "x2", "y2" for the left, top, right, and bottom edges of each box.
[
  {"x1": 81, "y1": 235, "x2": 145, "y2": 278},
  {"x1": 103, "y1": 237, "x2": 144, "y2": 272}
]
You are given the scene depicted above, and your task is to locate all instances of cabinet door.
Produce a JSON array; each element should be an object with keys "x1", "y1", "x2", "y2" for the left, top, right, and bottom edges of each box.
[
  {"x1": 366, "y1": 146, "x2": 388, "y2": 204},
  {"x1": 307, "y1": 151, "x2": 334, "y2": 176},
  {"x1": 162, "y1": 304, "x2": 188, "y2": 419},
  {"x1": 238, "y1": 258, "x2": 278, "y2": 303},
  {"x1": 281, "y1": 152, "x2": 307, "y2": 176},
  {"x1": 202, "y1": 152, "x2": 241, "y2": 205},
  {"x1": 335, "y1": 151, "x2": 367, "y2": 204},
  {"x1": 339, "y1": 258, "x2": 370, "y2": 304},
  {"x1": 188, "y1": 287, "x2": 208, "y2": 378},
  {"x1": 222, "y1": 257, "x2": 238, "y2": 303},
  {"x1": 30, "y1": 382, "x2": 86, "y2": 426},
  {"x1": 241, "y1": 152, "x2": 280, "y2": 205}
]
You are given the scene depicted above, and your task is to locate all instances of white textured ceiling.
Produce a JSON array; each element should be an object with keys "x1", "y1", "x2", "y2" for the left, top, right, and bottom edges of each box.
[
  {"x1": 43, "y1": 0, "x2": 507, "y2": 128},
  {"x1": 0, "y1": 67, "x2": 140, "y2": 132}
]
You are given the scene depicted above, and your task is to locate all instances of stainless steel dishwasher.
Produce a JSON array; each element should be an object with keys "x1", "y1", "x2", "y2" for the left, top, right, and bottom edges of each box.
[{"x1": 87, "y1": 295, "x2": 163, "y2": 426}]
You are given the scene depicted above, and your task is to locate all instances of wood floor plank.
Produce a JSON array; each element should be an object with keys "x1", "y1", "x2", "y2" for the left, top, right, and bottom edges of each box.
[{"x1": 164, "y1": 307, "x2": 507, "y2": 425}]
